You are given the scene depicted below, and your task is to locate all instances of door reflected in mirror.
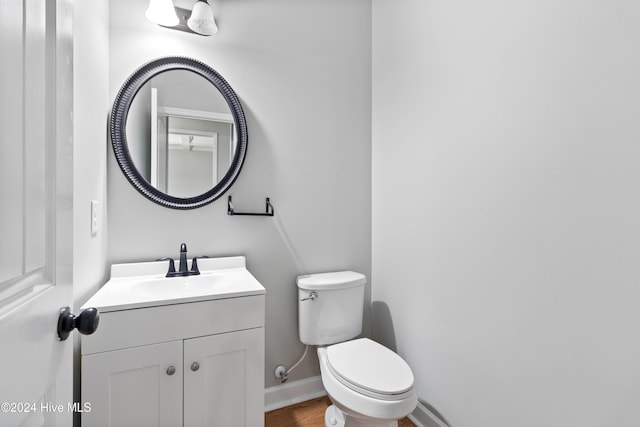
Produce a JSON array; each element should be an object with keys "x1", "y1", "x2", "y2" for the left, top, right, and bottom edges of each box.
[
  {"x1": 164, "y1": 116, "x2": 234, "y2": 197},
  {"x1": 126, "y1": 69, "x2": 236, "y2": 199}
]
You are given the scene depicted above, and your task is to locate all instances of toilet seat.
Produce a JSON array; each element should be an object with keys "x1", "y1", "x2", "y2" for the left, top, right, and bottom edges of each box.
[{"x1": 326, "y1": 338, "x2": 414, "y2": 401}]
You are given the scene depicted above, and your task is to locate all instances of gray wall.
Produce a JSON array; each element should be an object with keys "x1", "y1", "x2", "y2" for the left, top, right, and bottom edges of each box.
[
  {"x1": 372, "y1": 0, "x2": 640, "y2": 426},
  {"x1": 167, "y1": 147, "x2": 214, "y2": 197},
  {"x1": 108, "y1": 0, "x2": 372, "y2": 387}
]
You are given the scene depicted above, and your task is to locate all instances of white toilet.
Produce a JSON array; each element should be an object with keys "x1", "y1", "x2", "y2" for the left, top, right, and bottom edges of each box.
[{"x1": 297, "y1": 271, "x2": 417, "y2": 427}]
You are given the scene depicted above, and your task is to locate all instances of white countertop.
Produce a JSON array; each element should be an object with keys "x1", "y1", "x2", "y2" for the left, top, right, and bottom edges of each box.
[{"x1": 82, "y1": 256, "x2": 265, "y2": 313}]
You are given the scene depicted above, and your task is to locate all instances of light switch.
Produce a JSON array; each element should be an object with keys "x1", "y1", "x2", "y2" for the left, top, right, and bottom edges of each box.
[{"x1": 91, "y1": 200, "x2": 99, "y2": 236}]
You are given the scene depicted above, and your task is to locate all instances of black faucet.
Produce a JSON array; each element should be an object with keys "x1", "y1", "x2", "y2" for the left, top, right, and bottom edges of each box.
[
  {"x1": 162, "y1": 243, "x2": 202, "y2": 277},
  {"x1": 178, "y1": 243, "x2": 188, "y2": 274}
]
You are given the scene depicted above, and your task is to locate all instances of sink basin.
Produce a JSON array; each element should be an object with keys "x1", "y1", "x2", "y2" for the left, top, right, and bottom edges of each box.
[
  {"x1": 82, "y1": 256, "x2": 265, "y2": 312},
  {"x1": 130, "y1": 274, "x2": 230, "y2": 298}
]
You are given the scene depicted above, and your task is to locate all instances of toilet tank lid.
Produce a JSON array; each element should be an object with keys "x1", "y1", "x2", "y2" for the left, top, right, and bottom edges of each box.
[{"x1": 296, "y1": 271, "x2": 366, "y2": 290}]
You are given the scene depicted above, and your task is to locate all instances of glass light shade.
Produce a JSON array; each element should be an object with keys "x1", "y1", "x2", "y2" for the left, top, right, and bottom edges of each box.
[
  {"x1": 145, "y1": 0, "x2": 179, "y2": 27},
  {"x1": 187, "y1": 0, "x2": 218, "y2": 36}
]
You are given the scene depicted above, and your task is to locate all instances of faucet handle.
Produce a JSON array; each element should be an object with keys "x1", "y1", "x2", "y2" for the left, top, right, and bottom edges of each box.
[
  {"x1": 190, "y1": 256, "x2": 208, "y2": 274},
  {"x1": 156, "y1": 257, "x2": 176, "y2": 274}
]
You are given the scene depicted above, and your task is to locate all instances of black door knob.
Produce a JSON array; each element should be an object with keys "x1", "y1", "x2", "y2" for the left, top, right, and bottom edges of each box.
[{"x1": 57, "y1": 307, "x2": 100, "y2": 341}]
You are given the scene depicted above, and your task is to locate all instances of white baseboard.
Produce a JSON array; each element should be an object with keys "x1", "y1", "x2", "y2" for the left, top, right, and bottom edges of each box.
[
  {"x1": 264, "y1": 375, "x2": 327, "y2": 412},
  {"x1": 408, "y1": 401, "x2": 449, "y2": 427}
]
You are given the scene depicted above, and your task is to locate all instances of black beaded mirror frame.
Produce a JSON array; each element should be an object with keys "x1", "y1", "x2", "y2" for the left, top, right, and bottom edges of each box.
[{"x1": 110, "y1": 56, "x2": 248, "y2": 209}]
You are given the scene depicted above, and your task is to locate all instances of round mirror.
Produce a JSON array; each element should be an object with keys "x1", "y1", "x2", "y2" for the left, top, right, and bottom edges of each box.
[{"x1": 110, "y1": 57, "x2": 247, "y2": 209}]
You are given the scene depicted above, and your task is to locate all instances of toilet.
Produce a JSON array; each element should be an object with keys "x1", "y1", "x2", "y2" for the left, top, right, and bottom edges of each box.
[{"x1": 297, "y1": 271, "x2": 417, "y2": 427}]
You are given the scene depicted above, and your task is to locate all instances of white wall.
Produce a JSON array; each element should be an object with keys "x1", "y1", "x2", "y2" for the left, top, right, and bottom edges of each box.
[
  {"x1": 72, "y1": 0, "x2": 110, "y2": 424},
  {"x1": 108, "y1": 0, "x2": 371, "y2": 387},
  {"x1": 73, "y1": 0, "x2": 109, "y2": 307},
  {"x1": 127, "y1": 83, "x2": 152, "y2": 180},
  {"x1": 73, "y1": 0, "x2": 109, "y2": 423},
  {"x1": 372, "y1": 1, "x2": 640, "y2": 426}
]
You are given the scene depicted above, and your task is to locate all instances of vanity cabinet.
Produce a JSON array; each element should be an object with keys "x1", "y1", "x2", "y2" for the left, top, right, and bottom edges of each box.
[
  {"x1": 80, "y1": 260, "x2": 266, "y2": 427},
  {"x1": 183, "y1": 328, "x2": 263, "y2": 426},
  {"x1": 82, "y1": 341, "x2": 183, "y2": 427},
  {"x1": 82, "y1": 327, "x2": 264, "y2": 427}
]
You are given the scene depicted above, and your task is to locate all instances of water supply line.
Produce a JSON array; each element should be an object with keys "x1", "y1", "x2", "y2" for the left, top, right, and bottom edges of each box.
[{"x1": 275, "y1": 345, "x2": 309, "y2": 383}]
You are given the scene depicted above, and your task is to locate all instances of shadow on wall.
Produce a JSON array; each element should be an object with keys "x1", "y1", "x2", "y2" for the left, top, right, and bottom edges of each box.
[
  {"x1": 273, "y1": 213, "x2": 308, "y2": 273},
  {"x1": 371, "y1": 300, "x2": 398, "y2": 352},
  {"x1": 371, "y1": 301, "x2": 450, "y2": 427}
]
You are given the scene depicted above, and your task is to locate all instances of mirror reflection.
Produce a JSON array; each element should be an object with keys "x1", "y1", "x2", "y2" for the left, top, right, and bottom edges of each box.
[{"x1": 126, "y1": 70, "x2": 236, "y2": 198}]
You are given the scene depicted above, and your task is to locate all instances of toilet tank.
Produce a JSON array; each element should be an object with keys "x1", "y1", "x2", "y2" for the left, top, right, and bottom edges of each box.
[{"x1": 297, "y1": 271, "x2": 366, "y2": 346}]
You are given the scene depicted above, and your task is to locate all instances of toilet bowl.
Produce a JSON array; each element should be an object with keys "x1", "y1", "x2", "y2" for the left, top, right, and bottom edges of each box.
[
  {"x1": 318, "y1": 339, "x2": 417, "y2": 427},
  {"x1": 297, "y1": 271, "x2": 417, "y2": 427}
]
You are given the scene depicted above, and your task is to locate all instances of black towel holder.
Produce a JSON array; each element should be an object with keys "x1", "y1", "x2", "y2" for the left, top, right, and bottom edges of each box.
[{"x1": 227, "y1": 196, "x2": 274, "y2": 217}]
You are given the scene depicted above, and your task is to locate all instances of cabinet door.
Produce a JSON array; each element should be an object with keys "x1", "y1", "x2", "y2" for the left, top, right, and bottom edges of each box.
[
  {"x1": 184, "y1": 328, "x2": 265, "y2": 427},
  {"x1": 82, "y1": 341, "x2": 183, "y2": 427}
]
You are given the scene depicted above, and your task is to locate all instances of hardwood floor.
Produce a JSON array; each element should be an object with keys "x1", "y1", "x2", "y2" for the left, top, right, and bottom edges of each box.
[{"x1": 265, "y1": 396, "x2": 415, "y2": 427}]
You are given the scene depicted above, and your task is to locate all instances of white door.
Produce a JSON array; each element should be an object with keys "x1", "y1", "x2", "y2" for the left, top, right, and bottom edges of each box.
[{"x1": 0, "y1": 1, "x2": 75, "y2": 426}]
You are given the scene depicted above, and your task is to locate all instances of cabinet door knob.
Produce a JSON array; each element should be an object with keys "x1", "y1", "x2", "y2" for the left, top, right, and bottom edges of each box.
[
  {"x1": 191, "y1": 362, "x2": 200, "y2": 372},
  {"x1": 166, "y1": 366, "x2": 176, "y2": 376}
]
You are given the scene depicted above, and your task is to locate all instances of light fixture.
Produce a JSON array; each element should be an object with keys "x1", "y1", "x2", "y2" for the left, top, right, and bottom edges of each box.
[
  {"x1": 145, "y1": 0, "x2": 179, "y2": 27},
  {"x1": 145, "y1": 0, "x2": 218, "y2": 36},
  {"x1": 187, "y1": 0, "x2": 218, "y2": 36}
]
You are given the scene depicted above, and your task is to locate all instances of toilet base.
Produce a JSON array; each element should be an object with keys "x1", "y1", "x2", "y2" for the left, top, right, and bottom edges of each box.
[
  {"x1": 324, "y1": 404, "x2": 398, "y2": 427},
  {"x1": 325, "y1": 405, "x2": 345, "y2": 427}
]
